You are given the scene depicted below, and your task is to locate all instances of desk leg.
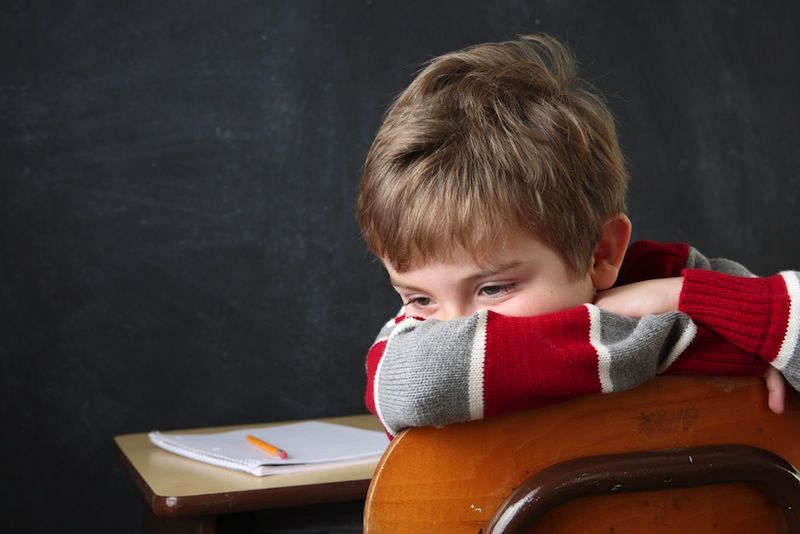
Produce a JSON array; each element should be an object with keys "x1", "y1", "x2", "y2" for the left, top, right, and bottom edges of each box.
[{"x1": 141, "y1": 501, "x2": 217, "y2": 534}]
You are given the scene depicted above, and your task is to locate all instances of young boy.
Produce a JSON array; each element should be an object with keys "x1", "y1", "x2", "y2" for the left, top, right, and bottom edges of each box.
[{"x1": 356, "y1": 35, "x2": 799, "y2": 437}]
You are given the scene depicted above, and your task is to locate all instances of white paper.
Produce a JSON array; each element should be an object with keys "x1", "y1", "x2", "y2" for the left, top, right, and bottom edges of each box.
[{"x1": 149, "y1": 421, "x2": 388, "y2": 476}]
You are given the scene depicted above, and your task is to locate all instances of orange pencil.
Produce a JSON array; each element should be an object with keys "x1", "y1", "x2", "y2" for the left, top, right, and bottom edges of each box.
[{"x1": 246, "y1": 434, "x2": 289, "y2": 459}]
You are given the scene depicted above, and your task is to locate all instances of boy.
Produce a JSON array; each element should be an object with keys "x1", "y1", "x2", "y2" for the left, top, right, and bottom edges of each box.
[{"x1": 356, "y1": 35, "x2": 799, "y2": 437}]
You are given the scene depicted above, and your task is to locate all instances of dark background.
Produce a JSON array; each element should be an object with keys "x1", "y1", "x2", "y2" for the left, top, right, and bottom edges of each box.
[{"x1": 2, "y1": 1, "x2": 799, "y2": 532}]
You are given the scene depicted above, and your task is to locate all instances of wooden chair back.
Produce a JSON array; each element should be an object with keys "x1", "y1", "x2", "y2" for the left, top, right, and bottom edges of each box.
[{"x1": 364, "y1": 376, "x2": 800, "y2": 533}]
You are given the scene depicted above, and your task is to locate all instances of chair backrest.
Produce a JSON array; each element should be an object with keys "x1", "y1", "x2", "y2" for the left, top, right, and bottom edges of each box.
[{"x1": 364, "y1": 376, "x2": 800, "y2": 533}]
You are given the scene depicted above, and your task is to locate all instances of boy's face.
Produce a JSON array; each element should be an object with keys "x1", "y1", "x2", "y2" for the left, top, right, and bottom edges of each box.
[{"x1": 384, "y1": 232, "x2": 595, "y2": 320}]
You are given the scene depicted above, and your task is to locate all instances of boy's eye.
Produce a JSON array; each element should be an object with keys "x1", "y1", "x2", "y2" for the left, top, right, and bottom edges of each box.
[
  {"x1": 404, "y1": 296, "x2": 432, "y2": 308},
  {"x1": 479, "y1": 283, "x2": 517, "y2": 298}
]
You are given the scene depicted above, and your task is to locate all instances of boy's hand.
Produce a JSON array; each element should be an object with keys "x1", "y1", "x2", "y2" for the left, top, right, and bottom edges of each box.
[
  {"x1": 593, "y1": 277, "x2": 683, "y2": 317},
  {"x1": 765, "y1": 367, "x2": 786, "y2": 414}
]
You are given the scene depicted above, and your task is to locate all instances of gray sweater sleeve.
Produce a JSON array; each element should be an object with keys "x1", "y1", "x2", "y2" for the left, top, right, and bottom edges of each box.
[
  {"x1": 686, "y1": 246, "x2": 755, "y2": 277},
  {"x1": 368, "y1": 306, "x2": 709, "y2": 436}
]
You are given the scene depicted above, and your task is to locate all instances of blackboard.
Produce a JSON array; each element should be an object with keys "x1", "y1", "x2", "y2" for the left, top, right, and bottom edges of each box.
[{"x1": 2, "y1": 1, "x2": 798, "y2": 532}]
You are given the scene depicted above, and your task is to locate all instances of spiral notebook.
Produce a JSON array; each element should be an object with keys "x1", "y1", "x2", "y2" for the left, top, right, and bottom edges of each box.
[{"x1": 149, "y1": 420, "x2": 389, "y2": 476}]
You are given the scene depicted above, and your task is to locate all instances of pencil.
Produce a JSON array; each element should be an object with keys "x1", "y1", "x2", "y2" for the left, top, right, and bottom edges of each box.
[{"x1": 246, "y1": 434, "x2": 289, "y2": 459}]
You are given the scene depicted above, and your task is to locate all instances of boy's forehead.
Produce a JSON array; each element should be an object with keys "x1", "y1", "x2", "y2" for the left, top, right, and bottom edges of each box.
[
  {"x1": 384, "y1": 255, "x2": 522, "y2": 281},
  {"x1": 381, "y1": 231, "x2": 559, "y2": 275},
  {"x1": 382, "y1": 241, "x2": 508, "y2": 274}
]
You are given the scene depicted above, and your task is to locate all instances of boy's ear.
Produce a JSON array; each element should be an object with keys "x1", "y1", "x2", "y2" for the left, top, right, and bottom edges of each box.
[{"x1": 589, "y1": 214, "x2": 632, "y2": 291}]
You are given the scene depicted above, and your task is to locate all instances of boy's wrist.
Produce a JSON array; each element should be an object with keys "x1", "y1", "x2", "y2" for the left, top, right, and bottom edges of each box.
[{"x1": 593, "y1": 277, "x2": 682, "y2": 317}]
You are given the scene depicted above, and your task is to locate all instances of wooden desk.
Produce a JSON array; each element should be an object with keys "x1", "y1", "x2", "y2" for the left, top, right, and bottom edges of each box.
[{"x1": 115, "y1": 414, "x2": 384, "y2": 534}]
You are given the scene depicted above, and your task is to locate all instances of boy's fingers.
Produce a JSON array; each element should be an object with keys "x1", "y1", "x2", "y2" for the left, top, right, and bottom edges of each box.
[{"x1": 764, "y1": 367, "x2": 786, "y2": 414}]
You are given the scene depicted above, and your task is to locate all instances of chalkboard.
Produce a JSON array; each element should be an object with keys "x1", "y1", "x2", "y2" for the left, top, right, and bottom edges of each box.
[{"x1": 1, "y1": 1, "x2": 798, "y2": 532}]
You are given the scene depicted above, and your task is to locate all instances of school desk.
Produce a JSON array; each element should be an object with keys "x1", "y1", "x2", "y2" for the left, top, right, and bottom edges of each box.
[{"x1": 114, "y1": 414, "x2": 382, "y2": 534}]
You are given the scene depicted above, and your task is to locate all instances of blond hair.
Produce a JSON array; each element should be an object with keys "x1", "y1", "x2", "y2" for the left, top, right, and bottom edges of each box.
[{"x1": 357, "y1": 34, "x2": 628, "y2": 276}]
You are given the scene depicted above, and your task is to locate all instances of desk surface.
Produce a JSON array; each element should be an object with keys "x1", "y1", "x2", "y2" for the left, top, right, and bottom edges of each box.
[{"x1": 115, "y1": 414, "x2": 384, "y2": 517}]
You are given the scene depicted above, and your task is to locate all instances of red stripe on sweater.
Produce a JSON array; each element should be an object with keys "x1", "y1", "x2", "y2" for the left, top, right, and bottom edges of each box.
[
  {"x1": 665, "y1": 326, "x2": 768, "y2": 376},
  {"x1": 482, "y1": 307, "x2": 601, "y2": 416},
  {"x1": 364, "y1": 340, "x2": 387, "y2": 418}
]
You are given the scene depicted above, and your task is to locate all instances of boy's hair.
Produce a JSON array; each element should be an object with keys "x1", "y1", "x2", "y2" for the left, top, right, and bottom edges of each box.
[{"x1": 357, "y1": 34, "x2": 628, "y2": 276}]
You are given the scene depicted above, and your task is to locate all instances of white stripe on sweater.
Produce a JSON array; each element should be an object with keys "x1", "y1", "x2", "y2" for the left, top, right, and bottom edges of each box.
[
  {"x1": 774, "y1": 272, "x2": 800, "y2": 370},
  {"x1": 468, "y1": 311, "x2": 487, "y2": 420},
  {"x1": 587, "y1": 304, "x2": 613, "y2": 392},
  {"x1": 371, "y1": 313, "x2": 403, "y2": 346},
  {"x1": 657, "y1": 319, "x2": 697, "y2": 373},
  {"x1": 374, "y1": 317, "x2": 421, "y2": 437}
]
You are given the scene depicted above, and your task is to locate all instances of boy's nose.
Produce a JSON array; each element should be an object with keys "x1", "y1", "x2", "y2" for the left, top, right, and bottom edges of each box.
[{"x1": 438, "y1": 303, "x2": 476, "y2": 321}]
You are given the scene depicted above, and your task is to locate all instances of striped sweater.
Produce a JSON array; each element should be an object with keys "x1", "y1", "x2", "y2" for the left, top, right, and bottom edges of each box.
[{"x1": 365, "y1": 241, "x2": 800, "y2": 436}]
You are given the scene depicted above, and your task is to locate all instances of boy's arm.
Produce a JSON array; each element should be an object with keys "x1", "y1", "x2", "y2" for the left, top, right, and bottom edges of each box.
[
  {"x1": 597, "y1": 242, "x2": 799, "y2": 411},
  {"x1": 600, "y1": 241, "x2": 799, "y2": 391},
  {"x1": 678, "y1": 268, "x2": 800, "y2": 391},
  {"x1": 365, "y1": 305, "x2": 769, "y2": 436},
  {"x1": 595, "y1": 241, "x2": 756, "y2": 316}
]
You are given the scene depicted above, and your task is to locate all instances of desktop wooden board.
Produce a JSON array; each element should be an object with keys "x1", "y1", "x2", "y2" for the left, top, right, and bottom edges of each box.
[{"x1": 116, "y1": 414, "x2": 384, "y2": 517}]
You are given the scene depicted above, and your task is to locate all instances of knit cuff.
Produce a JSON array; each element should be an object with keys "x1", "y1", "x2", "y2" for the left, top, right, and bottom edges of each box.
[{"x1": 678, "y1": 269, "x2": 791, "y2": 362}]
